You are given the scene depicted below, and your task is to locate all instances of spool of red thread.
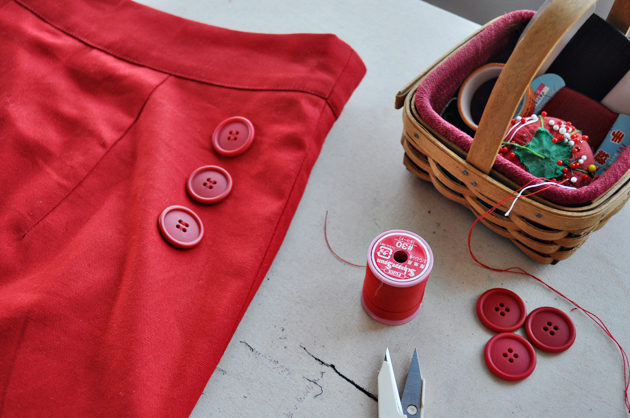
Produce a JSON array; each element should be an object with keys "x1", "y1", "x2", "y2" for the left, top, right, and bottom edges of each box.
[{"x1": 361, "y1": 230, "x2": 433, "y2": 325}]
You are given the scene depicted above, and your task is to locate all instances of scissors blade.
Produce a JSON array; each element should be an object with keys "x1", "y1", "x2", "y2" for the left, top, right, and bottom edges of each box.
[
  {"x1": 400, "y1": 348, "x2": 424, "y2": 418},
  {"x1": 378, "y1": 348, "x2": 406, "y2": 418}
]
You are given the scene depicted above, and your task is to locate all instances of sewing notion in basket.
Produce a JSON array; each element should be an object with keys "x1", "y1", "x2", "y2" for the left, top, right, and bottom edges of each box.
[{"x1": 396, "y1": 0, "x2": 630, "y2": 264}]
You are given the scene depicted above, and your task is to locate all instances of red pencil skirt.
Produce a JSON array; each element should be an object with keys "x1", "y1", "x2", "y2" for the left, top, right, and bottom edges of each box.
[{"x1": 0, "y1": 0, "x2": 365, "y2": 415}]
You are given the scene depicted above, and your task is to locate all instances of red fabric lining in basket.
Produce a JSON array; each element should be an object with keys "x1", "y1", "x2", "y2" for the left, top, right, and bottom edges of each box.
[
  {"x1": 415, "y1": 10, "x2": 630, "y2": 205},
  {"x1": 542, "y1": 87, "x2": 618, "y2": 151}
]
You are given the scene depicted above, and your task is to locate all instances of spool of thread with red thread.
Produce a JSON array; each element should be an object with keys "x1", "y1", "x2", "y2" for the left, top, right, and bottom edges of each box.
[{"x1": 361, "y1": 230, "x2": 433, "y2": 325}]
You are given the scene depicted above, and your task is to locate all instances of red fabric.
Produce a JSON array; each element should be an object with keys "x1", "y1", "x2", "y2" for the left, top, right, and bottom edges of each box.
[
  {"x1": 414, "y1": 10, "x2": 630, "y2": 205},
  {"x1": 0, "y1": 0, "x2": 365, "y2": 416},
  {"x1": 542, "y1": 87, "x2": 618, "y2": 151}
]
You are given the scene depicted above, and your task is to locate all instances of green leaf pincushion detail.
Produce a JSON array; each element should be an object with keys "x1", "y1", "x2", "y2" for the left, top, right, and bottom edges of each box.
[
  {"x1": 499, "y1": 113, "x2": 599, "y2": 186},
  {"x1": 512, "y1": 128, "x2": 572, "y2": 179}
]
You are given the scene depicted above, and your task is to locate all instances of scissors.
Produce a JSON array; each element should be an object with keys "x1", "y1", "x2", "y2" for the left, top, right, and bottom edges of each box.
[{"x1": 378, "y1": 348, "x2": 425, "y2": 418}]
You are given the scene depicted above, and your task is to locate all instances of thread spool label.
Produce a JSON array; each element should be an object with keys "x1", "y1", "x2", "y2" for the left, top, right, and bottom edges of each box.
[{"x1": 370, "y1": 232, "x2": 430, "y2": 283}]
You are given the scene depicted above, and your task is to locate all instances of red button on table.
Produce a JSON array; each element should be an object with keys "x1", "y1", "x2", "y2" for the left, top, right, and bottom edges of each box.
[
  {"x1": 525, "y1": 306, "x2": 576, "y2": 353},
  {"x1": 158, "y1": 205, "x2": 204, "y2": 249},
  {"x1": 186, "y1": 165, "x2": 233, "y2": 204},
  {"x1": 476, "y1": 288, "x2": 527, "y2": 332},
  {"x1": 484, "y1": 332, "x2": 536, "y2": 381},
  {"x1": 212, "y1": 116, "x2": 255, "y2": 157}
]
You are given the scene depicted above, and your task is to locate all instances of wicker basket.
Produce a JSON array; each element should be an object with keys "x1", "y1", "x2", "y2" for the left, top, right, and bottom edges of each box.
[{"x1": 396, "y1": 0, "x2": 630, "y2": 264}]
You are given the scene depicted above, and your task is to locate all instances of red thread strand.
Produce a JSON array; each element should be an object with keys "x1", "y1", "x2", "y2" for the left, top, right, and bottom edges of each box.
[
  {"x1": 467, "y1": 180, "x2": 630, "y2": 413},
  {"x1": 323, "y1": 211, "x2": 366, "y2": 268}
]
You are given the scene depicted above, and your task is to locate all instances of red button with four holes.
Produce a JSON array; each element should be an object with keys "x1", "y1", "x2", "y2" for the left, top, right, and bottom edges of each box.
[
  {"x1": 484, "y1": 332, "x2": 537, "y2": 381},
  {"x1": 476, "y1": 288, "x2": 527, "y2": 332},
  {"x1": 187, "y1": 165, "x2": 233, "y2": 204},
  {"x1": 525, "y1": 306, "x2": 576, "y2": 353},
  {"x1": 212, "y1": 116, "x2": 255, "y2": 157},
  {"x1": 158, "y1": 205, "x2": 204, "y2": 249}
]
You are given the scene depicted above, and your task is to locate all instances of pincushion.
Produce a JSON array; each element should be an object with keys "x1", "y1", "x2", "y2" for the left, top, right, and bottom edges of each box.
[{"x1": 501, "y1": 113, "x2": 597, "y2": 186}]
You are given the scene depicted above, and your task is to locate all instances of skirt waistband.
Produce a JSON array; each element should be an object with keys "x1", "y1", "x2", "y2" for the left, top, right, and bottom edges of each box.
[{"x1": 15, "y1": 0, "x2": 365, "y2": 116}]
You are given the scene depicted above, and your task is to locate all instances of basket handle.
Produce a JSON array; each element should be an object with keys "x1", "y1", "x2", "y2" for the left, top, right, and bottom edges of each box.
[
  {"x1": 607, "y1": 0, "x2": 630, "y2": 33},
  {"x1": 466, "y1": 0, "x2": 599, "y2": 174}
]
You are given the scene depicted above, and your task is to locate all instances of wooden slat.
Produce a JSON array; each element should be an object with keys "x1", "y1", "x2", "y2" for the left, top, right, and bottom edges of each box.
[
  {"x1": 402, "y1": 155, "x2": 431, "y2": 182},
  {"x1": 607, "y1": 0, "x2": 630, "y2": 34},
  {"x1": 509, "y1": 215, "x2": 569, "y2": 241}
]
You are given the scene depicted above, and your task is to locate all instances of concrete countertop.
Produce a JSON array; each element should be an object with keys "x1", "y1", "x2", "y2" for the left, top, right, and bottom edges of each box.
[{"x1": 137, "y1": 1, "x2": 630, "y2": 416}]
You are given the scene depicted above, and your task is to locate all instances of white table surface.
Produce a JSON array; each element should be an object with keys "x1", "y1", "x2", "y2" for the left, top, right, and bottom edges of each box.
[{"x1": 136, "y1": 1, "x2": 630, "y2": 416}]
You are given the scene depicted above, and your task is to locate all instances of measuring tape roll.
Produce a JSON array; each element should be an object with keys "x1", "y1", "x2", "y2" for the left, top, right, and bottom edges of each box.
[
  {"x1": 457, "y1": 63, "x2": 536, "y2": 131},
  {"x1": 361, "y1": 230, "x2": 433, "y2": 325}
]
